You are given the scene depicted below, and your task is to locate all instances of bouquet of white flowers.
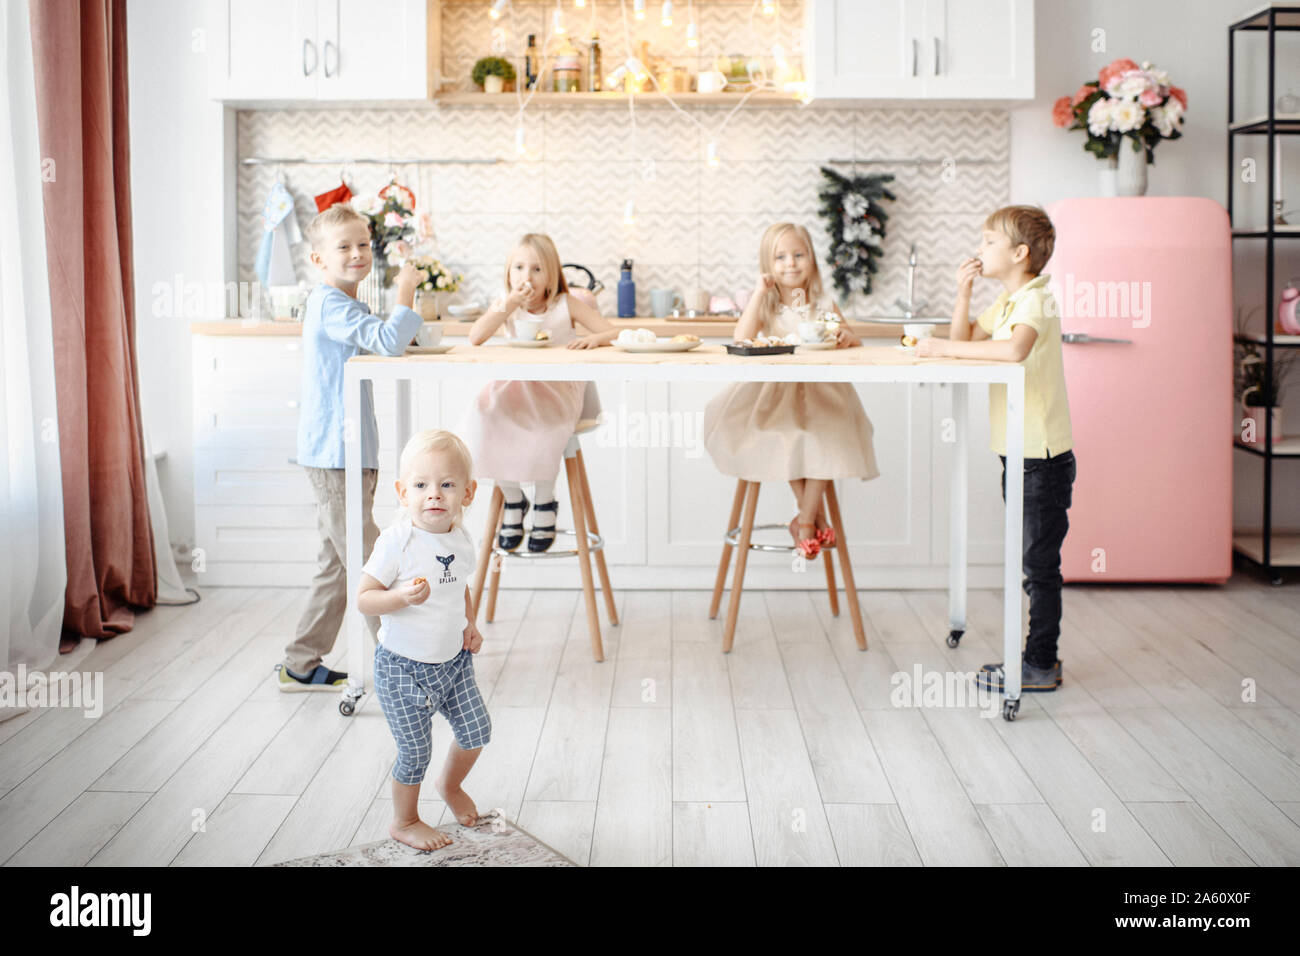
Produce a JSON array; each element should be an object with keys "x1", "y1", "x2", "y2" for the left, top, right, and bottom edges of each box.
[{"x1": 1053, "y1": 58, "x2": 1187, "y2": 163}]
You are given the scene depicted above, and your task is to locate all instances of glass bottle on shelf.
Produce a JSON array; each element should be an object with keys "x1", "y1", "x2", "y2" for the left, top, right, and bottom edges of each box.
[
  {"x1": 525, "y1": 34, "x2": 538, "y2": 89},
  {"x1": 588, "y1": 33, "x2": 602, "y2": 92}
]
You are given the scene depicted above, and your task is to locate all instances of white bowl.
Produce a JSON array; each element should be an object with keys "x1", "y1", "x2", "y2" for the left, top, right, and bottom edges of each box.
[{"x1": 447, "y1": 301, "x2": 485, "y2": 318}]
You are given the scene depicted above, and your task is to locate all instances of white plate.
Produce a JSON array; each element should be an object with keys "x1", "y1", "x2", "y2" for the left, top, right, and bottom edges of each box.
[
  {"x1": 494, "y1": 338, "x2": 550, "y2": 348},
  {"x1": 613, "y1": 340, "x2": 703, "y2": 353},
  {"x1": 406, "y1": 344, "x2": 454, "y2": 355},
  {"x1": 446, "y1": 303, "x2": 485, "y2": 318},
  {"x1": 797, "y1": 340, "x2": 836, "y2": 350}
]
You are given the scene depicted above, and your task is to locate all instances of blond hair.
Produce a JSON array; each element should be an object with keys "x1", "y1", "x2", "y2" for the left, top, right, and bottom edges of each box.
[
  {"x1": 306, "y1": 203, "x2": 369, "y2": 250},
  {"x1": 396, "y1": 430, "x2": 474, "y2": 530},
  {"x1": 504, "y1": 233, "x2": 569, "y2": 308},
  {"x1": 984, "y1": 205, "x2": 1056, "y2": 275},
  {"x1": 756, "y1": 223, "x2": 825, "y2": 329}
]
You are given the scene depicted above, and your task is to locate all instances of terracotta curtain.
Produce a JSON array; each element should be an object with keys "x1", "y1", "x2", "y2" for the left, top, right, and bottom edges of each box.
[{"x1": 29, "y1": 0, "x2": 155, "y2": 641}]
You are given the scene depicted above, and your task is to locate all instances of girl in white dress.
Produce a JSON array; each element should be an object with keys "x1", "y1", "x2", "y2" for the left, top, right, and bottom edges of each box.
[
  {"x1": 462, "y1": 234, "x2": 618, "y2": 551},
  {"x1": 702, "y1": 222, "x2": 880, "y2": 557}
]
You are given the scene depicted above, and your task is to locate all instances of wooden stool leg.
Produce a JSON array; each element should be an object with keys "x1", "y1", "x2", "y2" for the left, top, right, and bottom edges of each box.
[
  {"x1": 822, "y1": 545, "x2": 839, "y2": 617},
  {"x1": 723, "y1": 481, "x2": 760, "y2": 653},
  {"x1": 825, "y1": 482, "x2": 867, "y2": 650},
  {"x1": 710, "y1": 480, "x2": 748, "y2": 620},
  {"x1": 576, "y1": 449, "x2": 618, "y2": 626},
  {"x1": 471, "y1": 485, "x2": 504, "y2": 620},
  {"x1": 566, "y1": 455, "x2": 604, "y2": 662},
  {"x1": 485, "y1": 492, "x2": 507, "y2": 623}
]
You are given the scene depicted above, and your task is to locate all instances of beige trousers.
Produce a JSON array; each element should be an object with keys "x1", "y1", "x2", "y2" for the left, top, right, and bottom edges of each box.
[{"x1": 283, "y1": 467, "x2": 381, "y2": 674}]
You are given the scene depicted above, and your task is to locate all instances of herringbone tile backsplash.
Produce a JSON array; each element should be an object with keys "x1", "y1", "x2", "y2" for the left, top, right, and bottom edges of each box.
[{"x1": 237, "y1": 5, "x2": 1009, "y2": 318}]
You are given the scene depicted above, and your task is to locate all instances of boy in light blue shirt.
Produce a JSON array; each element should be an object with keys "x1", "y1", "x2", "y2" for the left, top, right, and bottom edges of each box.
[{"x1": 278, "y1": 203, "x2": 423, "y2": 691}]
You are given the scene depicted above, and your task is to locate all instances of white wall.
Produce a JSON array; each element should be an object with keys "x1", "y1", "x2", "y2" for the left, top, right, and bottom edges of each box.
[
  {"x1": 128, "y1": 0, "x2": 230, "y2": 557},
  {"x1": 1010, "y1": 0, "x2": 1263, "y2": 206},
  {"x1": 1011, "y1": 0, "x2": 1300, "y2": 537}
]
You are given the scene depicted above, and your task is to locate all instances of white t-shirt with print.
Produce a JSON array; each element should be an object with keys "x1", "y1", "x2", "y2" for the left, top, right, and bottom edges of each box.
[{"x1": 362, "y1": 517, "x2": 477, "y2": 664}]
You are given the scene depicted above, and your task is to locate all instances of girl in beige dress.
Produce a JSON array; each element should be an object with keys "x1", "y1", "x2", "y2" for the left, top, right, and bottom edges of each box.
[{"x1": 702, "y1": 222, "x2": 880, "y2": 558}]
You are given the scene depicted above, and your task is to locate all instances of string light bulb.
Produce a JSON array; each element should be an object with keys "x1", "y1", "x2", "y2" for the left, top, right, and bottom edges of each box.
[
  {"x1": 515, "y1": 125, "x2": 527, "y2": 155},
  {"x1": 661, "y1": 1, "x2": 673, "y2": 26},
  {"x1": 686, "y1": 21, "x2": 698, "y2": 47},
  {"x1": 553, "y1": 1, "x2": 566, "y2": 34},
  {"x1": 623, "y1": 197, "x2": 636, "y2": 225},
  {"x1": 634, "y1": 0, "x2": 646, "y2": 20},
  {"x1": 575, "y1": 0, "x2": 586, "y2": 6},
  {"x1": 606, "y1": 64, "x2": 628, "y2": 90},
  {"x1": 762, "y1": 1, "x2": 776, "y2": 16},
  {"x1": 706, "y1": 141, "x2": 720, "y2": 167},
  {"x1": 489, "y1": 0, "x2": 509, "y2": 20}
]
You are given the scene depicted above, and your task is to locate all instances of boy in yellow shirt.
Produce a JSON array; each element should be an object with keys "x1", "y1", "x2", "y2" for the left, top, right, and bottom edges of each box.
[{"x1": 916, "y1": 205, "x2": 1074, "y2": 692}]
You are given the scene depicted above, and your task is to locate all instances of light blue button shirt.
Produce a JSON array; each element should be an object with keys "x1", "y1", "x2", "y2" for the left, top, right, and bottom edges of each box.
[{"x1": 296, "y1": 283, "x2": 422, "y2": 470}]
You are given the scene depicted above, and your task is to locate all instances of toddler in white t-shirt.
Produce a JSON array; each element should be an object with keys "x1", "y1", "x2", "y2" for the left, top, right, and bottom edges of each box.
[{"x1": 358, "y1": 429, "x2": 489, "y2": 852}]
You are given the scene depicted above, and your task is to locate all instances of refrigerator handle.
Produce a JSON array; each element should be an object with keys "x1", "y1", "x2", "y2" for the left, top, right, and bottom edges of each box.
[{"x1": 1062, "y1": 332, "x2": 1133, "y2": 344}]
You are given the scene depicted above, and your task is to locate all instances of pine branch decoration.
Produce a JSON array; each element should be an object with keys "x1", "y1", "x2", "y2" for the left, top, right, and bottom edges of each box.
[{"x1": 818, "y1": 167, "x2": 896, "y2": 299}]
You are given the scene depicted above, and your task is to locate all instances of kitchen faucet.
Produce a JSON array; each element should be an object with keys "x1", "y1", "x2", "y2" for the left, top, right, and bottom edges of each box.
[{"x1": 893, "y1": 242, "x2": 928, "y2": 319}]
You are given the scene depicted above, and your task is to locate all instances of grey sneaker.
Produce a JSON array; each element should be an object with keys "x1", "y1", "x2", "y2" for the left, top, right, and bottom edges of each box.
[
  {"x1": 975, "y1": 659, "x2": 1062, "y2": 693},
  {"x1": 276, "y1": 663, "x2": 348, "y2": 692}
]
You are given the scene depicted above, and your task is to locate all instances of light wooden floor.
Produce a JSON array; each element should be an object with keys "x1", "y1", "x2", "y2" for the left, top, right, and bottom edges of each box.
[{"x1": 2, "y1": 576, "x2": 1299, "y2": 866}]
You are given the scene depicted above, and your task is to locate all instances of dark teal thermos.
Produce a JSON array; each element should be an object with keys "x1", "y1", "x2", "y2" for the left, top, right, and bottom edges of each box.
[{"x1": 617, "y1": 259, "x2": 636, "y2": 317}]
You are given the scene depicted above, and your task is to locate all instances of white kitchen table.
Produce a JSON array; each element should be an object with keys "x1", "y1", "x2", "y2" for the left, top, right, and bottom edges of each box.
[{"x1": 341, "y1": 343, "x2": 1027, "y2": 720}]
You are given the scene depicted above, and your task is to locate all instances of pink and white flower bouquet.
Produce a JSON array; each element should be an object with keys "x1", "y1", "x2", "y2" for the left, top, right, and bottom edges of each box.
[{"x1": 1053, "y1": 58, "x2": 1187, "y2": 163}]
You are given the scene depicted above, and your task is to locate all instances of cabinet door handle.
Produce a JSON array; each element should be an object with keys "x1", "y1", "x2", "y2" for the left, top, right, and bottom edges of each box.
[
  {"x1": 302, "y1": 38, "x2": 318, "y2": 76},
  {"x1": 912, "y1": 38, "x2": 918, "y2": 77},
  {"x1": 324, "y1": 39, "x2": 337, "y2": 78},
  {"x1": 934, "y1": 37, "x2": 940, "y2": 75}
]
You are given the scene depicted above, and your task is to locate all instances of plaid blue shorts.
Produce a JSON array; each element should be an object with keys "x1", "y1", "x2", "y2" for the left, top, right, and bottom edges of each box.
[{"x1": 373, "y1": 644, "x2": 491, "y2": 785}]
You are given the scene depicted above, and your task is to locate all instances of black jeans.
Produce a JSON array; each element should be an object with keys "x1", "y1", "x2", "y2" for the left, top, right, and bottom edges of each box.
[{"x1": 999, "y1": 450, "x2": 1076, "y2": 669}]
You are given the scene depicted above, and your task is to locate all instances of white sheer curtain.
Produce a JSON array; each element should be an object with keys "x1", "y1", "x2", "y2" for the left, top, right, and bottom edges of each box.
[{"x1": 1, "y1": 0, "x2": 66, "y2": 684}]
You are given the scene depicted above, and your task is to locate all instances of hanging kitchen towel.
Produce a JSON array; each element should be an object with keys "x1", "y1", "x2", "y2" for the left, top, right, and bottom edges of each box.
[
  {"x1": 255, "y1": 181, "x2": 301, "y2": 287},
  {"x1": 315, "y1": 180, "x2": 353, "y2": 212}
]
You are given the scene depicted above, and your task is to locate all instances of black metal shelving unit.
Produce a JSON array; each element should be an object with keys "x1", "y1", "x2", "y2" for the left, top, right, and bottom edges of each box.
[{"x1": 1229, "y1": 3, "x2": 1300, "y2": 585}]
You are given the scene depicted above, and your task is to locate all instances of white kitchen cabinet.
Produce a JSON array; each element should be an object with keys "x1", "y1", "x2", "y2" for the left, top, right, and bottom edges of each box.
[
  {"x1": 804, "y1": 0, "x2": 926, "y2": 100},
  {"x1": 210, "y1": 0, "x2": 431, "y2": 102},
  {"x1": 804, "y1": 0, "x2": 1033, "y2": 101}
]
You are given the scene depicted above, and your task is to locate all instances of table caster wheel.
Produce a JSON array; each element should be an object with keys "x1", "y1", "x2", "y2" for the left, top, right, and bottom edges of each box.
[
  {"x1": 1002, "y1": 698, "x2": 1020, "y2": 722},
  {"x1": 339, "y1": 699, "x2": 356, "y2": 717},
  {"x1": 946, "y1": 629, "x2": 963, "y2": 648},
  {"x1": 1270, "y1": 574, "x2": 1284, "y2": 587}
]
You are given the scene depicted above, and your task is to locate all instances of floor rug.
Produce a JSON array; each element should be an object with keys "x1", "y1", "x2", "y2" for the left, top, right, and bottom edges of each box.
[{"x1": 273, "y1": 811, "x2": 576, "y2": 867}]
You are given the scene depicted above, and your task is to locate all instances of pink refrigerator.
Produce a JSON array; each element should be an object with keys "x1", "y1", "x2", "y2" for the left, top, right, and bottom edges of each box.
[{"x1": 1044, "y1": 197, "x2": 1232, "y2": 583}]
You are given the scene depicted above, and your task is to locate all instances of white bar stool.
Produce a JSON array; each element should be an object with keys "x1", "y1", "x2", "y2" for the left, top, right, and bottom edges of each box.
[
  {"x1": 709, "y1": 479, "x2": 867, "y2": 653},
  {"x1": 469, "y1": 418, "x2": 617, "y2": 662}
]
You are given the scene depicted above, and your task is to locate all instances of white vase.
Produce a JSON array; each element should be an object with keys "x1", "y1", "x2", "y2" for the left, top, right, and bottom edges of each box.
[
  {"x1": 1099, "y1": 156, "x2": 1118, "y2": 197},
  {"x1": 484, "y1": 74, "x2": 504, "y2": 93},
  {"x1": 1117, "y1": 140, "x2": 1148, "y2": 196},
  {"x1": 1242, "y1": 405, "x2": 1283, "y2": 444}
]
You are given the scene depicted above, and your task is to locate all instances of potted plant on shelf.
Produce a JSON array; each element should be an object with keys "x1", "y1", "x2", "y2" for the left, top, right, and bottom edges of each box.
[
  {"x1": 1235, "y1": 331, "x2": 1295, "y2": 444},
  {"x1": 408, "y1": 255, "x2": 463, "y2": 321},
  {"x1": 1053, "y1": 58, "x2": 1187, "y2": 196},
  {"x1": 472, "y1": 56, "x2": 516, "y2": 94}
]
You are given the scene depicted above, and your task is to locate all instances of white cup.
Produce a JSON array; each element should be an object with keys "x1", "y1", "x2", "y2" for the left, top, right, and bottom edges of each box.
[
  {"x1": 687, "y1": 289, "x2": 710, "y2": 313},
  {"x1": 903, "y1": 323, "x2": 936, "y2": 340},
  {"x1": 797, "y1": 320, "x2": 826, "y2": 343},
  {"x1": 415, "y1": 323, "x2": 443, "y2": 347},
  {"x1": 514, "y1": 316, "x2": 543, "y2": 340}
]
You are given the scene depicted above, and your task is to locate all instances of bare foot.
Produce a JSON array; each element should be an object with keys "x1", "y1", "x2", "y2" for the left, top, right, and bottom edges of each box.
[
  {"x1": 435, "y1": 779, "x2": 480, "y2": 827},
  {"x1": 389, "y1": 818, "x2": 452, "y2": 851},
  {"x1": 788, "y1": 515, "x2": 802, "y2": 547}
]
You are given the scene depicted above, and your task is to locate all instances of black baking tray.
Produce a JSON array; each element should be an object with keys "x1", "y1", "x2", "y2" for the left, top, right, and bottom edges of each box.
[{"x1": 725, "y1": 344, "x2": 797, "y2": 356}]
